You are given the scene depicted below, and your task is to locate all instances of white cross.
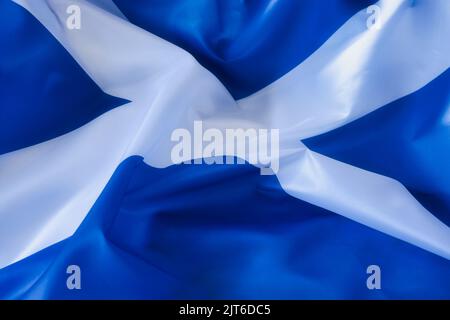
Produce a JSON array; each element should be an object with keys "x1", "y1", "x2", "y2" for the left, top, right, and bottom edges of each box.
[{"x1": 1, "y1": 0, "x2": 449, "y2": 268}]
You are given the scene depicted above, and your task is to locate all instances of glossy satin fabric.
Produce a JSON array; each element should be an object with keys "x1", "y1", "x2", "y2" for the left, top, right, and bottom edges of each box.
[
  {"x1": 0, "y1": 0, "x2": 449, "y2": 299},
  {"x1": 113, "y1": 0, "x2": 450, "y2": 221}
]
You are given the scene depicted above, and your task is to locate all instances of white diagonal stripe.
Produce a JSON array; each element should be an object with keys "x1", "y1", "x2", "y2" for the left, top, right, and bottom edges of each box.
[{"x1": 1, "y1": 0, "x2": 449, "y2": 268}]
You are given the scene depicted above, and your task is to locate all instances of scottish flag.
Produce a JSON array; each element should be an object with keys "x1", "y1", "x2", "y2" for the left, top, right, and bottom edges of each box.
[{"x1": 0, "y1": 0, "x2": 449, "y2": 299}]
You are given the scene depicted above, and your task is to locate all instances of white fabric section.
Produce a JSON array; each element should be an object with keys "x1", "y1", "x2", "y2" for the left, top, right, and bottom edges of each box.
[
  {"x1": 239, "y1": 0, "x2": 450, "y2": 139},
  {"x1": 276, "y1": 148, "x2": 450, "y2": 260},
  {"x1": 0, "y1": 101, "x2": 142, "y2": 265},
  {"x1": 1, "y1": 0, "x2": 449, "y2": 268}
]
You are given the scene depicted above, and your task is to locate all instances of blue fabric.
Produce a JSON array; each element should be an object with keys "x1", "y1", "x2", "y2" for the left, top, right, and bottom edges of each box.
[
  {"x1": 0, "y1": 1, "x2": 127, "y2": 155},
  {"x1": 1, "y1": 0, "x2": 449, "y2": 299},
  {"x1": 1, "y1": 156, "x2": 449, "y2": 299},
  {"x1": 113, "y1": 0, "x2": 373, "y2": 99}
]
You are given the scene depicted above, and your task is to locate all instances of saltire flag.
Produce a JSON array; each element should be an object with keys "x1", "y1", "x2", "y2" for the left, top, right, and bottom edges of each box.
[{"x1": 0, "y1": 0, "x2": 449, "y2": 299}]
